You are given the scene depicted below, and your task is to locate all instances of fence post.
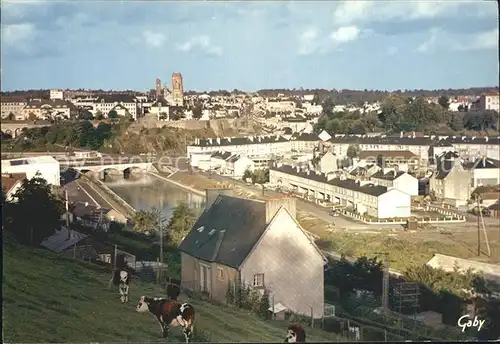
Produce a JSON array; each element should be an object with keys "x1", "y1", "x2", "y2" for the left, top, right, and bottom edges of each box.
[
  {"x1": 272, "y1": 295, "x2": 275, "y2": 320},
  {"x1": 310, "y1": 307, "x2": 314, "y2": 328},
  {"x1": 113, "y1": 244, "x2": 117, "y2": 269}
]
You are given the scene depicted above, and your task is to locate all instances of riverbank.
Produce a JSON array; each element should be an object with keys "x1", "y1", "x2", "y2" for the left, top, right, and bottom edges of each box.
[{"x1": 81, "y1": 174, "x2": 136, "y2": 219}]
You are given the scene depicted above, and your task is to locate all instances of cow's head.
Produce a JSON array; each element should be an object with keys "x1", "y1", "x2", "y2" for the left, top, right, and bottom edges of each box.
[
  {"x1": 136, "y1": 296, "x2": 152, "y2": 313},
  {"x1": 284, "y1": 329, "x2": 297, "y2": 343},
  {"x1": 284, "y1": 324, "x2": 305, "y2": 343}
]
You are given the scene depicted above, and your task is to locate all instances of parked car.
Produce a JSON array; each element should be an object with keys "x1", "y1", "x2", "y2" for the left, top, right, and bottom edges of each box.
[{"x1": 328, "y1": 209, "x2": 340, "y2": 217}]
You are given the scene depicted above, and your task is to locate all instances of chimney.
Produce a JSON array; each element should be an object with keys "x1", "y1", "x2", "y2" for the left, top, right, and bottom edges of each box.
[
  {"x1": 482, "y1": 156, "x2": 486, "y2": 167},
  {"x1": 216, "y1": 137, "x2": 221, "y2": 144},
  {"x1": 227, "y1": 137, "x2": 231, "y2": 142},
  {"x1": 266, "y1": 196, "x2": 297, "y2": 223},
  {"x1": 485, "y1": 137, "x2": 489, "y2": 142},
  {"x1": 400, "y1": 131, "x2": 403, "y2": 138},
  {"x1": 208, "y1": 138, "x2": 213, "y2": 144},
  {"x1": 205, "y1": 188, "x2": 233, "y2": 210},
  {"x1": 85, "y1": 202, "x2": 89, "y2": 207},
  {"x1": 296, "y1": 166, "x2": 300, "y2": 173}
]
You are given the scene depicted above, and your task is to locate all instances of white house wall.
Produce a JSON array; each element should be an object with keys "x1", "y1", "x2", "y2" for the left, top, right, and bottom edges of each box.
[
  {"x1": 471, "y1": 168, "x2": 500, "y2": 188},
  {"x1": 240, "y1": 208, "x2": 325, "y2": 318},
  {"x1": 377, "y1": 189, "x2": 411, "y2": 218},
  {"x1": 3, "y1": 162, "x2": 60, "y2": 186},
  {"x1": 393, "y1": 173, "x2": 419, "y2": 196}
]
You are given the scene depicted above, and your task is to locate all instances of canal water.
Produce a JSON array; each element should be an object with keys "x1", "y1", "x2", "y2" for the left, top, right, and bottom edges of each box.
[{"x1": 105, "y1": 174, "x2": 205, "y2": 220}]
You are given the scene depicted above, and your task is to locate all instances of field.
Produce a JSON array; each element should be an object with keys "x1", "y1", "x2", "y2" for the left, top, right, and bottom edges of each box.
[
  {"x1": 298, "y1": 213, "x2": 500, "y2": 271},
  {"x1": 2, "y1": 238, "x2": 340, "y2": 343}
]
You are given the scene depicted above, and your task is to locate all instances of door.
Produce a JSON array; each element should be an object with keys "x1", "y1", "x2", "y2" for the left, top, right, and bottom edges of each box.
[{"x1": 199, "y1": 265, "x2": 210, "y2": 294}]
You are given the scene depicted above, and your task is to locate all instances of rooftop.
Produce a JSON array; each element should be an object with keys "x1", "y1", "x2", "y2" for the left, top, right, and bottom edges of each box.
[{"x1": 271, "y1": 164, "x2": 389, "y2": 197}]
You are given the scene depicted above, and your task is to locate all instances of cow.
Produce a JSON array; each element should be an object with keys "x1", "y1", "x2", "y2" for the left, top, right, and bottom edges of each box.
[
  {"x1": 108, "y1": 268, "x2": 131, "y2": 303},
  {"x1": 284, "y1": 323, "x2": 306, "y2": 343},
  {"x1": 136, "y1": 296, "x2": 195, "y2": 343}
]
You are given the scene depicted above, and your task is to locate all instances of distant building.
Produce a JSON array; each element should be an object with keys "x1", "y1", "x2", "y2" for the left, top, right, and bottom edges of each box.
[
  {"x1": 1, "y1": 96, "x2": 27, "y2": 120},
  {"x1": 429, "y1": 152, "x2": 470, "y2": 207},
  {"x1": 1, "y1": 156, "x2": 60, "y2": 186},
  {"x1": 1, "y1": 172, "x2": 26, "y2": 202},
  {"x1": 478, "y1": 93, "x2": 499, "y2": 112},
  {"x1": 155, "y1": 78, "x2": 162, "y2": 99},
  {"x1": 49, "y1": 89, "x2": 64, "y2": 100},
  {"x1": 171, "y1": 72, "x2": 184, "y2": 106}
]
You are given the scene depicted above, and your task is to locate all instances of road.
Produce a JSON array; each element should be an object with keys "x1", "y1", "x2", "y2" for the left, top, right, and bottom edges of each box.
[
  {"x1": 195, "y1": 171, "x2": 402, "y2": 231},
  {"x1": 61, "y1": 169, "x2": 119, "y2": 211},
  {"x1": 194, "y1": 171, "x2": 494, "y2": 233}
]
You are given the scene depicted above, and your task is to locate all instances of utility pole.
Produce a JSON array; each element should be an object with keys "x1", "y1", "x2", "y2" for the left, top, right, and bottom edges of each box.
[
  {"x1": 476, "y1": 194, "x2": 481, "y2": 256},
  {"x1": 65, "y1": 188, "x2": 70, "y2": 240},
  {"x1": 159, "y1": 218, "x2": 163, "y2": 282},
  {"x1": 382, "y1": 253, "x2": 389, "y2": 313}
]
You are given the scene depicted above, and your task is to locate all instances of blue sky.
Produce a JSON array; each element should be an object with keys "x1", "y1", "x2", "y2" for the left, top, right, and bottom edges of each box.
[{"x1": 1, "y1": 0, "x2": 498, "y2": 92}]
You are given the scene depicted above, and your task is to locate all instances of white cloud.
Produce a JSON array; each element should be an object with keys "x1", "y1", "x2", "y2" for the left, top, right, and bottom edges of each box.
[
  {"x1": 330, "y1": 25, "x2": 360, "y2": 43},
  {"x1": 297, "y1": 27, "x2": 319, "y2": 55},
  {"x1": 387, "y1": 46, "x2": 399, "y2": 56},
  {"x1": 1, "y1": 23, "x2": 36, "y2": 46},
  {"x1": 143, "y1": 30, "x2": 166, "y2": 48},
  {"x1": 417, "y1": 28, "x2": 498, "y2": 53},
  {"x1": 332, "y1": 0, "x2": 494, "y2": 26},
  {"x1": 176, "y1": 36, "x2": 222, "y2": 56}
]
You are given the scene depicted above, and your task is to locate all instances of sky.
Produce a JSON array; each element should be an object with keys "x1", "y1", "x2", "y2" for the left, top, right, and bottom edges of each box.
[{"x1": 1, "y1": 0, "x2": 499, "y2": 92}]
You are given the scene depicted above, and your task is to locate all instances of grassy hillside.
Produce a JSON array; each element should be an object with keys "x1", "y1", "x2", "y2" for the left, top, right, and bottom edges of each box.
[{"x1": 3, "y1": 239, "x2": 340, "y2": 343}]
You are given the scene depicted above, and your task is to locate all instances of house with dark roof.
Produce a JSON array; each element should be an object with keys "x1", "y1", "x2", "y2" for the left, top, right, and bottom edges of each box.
[
  {"x1": 179, "y1": 189, "x2": 326, "y2": 318},
  {"x1": 356, "y1": 150, "x2": 420, "y2": 172},
  {"x1": 1, "y1": 173, "x2": 26, "y2": 202},
  {"x1": 369, "y1": 168, "x2": 419, "y2": 196},
  {"x1": 429, "y1": 152, "x2": 471, "y2": 207},
  {"x1": 269, "y1": 164, "x2": 412, "y2": 218},
  {"x1": 463, "y1": 157, "x2": 500, "y2": 188}
]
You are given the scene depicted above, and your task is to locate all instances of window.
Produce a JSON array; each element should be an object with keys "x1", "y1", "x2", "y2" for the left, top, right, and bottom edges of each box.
[
  {"x1": 253, "y1": 273, "x2": 264, "y2": 287},
  {"x1": 217, "y1": 267, "x2": 224, "y2": 280}
]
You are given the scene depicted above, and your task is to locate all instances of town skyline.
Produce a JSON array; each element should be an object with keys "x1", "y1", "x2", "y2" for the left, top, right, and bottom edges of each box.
[{"x1": 1, "y1": 1, "x2": 498, "y2": 91}]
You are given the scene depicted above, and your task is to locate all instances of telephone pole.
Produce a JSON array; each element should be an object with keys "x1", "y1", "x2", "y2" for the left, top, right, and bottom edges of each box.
[
  {"x1": 382, "y1": 253, "x2": 390, "y2": 313},
  {"x1": 476, "y1": 194, "x2": 481, "y2": 256}
]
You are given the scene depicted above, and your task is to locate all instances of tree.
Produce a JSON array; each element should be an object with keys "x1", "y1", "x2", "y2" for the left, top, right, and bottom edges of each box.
[
  {"x1": 108, "y1": 109, "x2": 118, "y2": 119},
  {"x1": 28, "y1": 112, "x2": 37, "y2": 121},
  {"x1": 251, "y1": 169, "x2": 269, "y2": 184},
  {"x1": 77, "y1": 109, "x2": 94, "y2": 120},
  {"x1": 167, "y1": 202, "x2": 196, "y2": 246},
  {"x1": 257, "y1": 289, "x2": 271, "y2": 319},
  {"x1": 192, "y1": 101, "x2": 203, "y2": 119},
  {"x1": 132, "y1": 207, "x2": 164, "y2": 234},
  {"x1": 312, "y1": 92, "x2": 321, "y2": 106},
  {"x1": 242, "y1": 168, "x2": 253, "y2": 182},
  {"x1": 438, "y1": 96, "x2": 450, "y2": 110},
  {"x1": 346, "y1": 145, "x2": 359, "y2": 158},
  {"x1": 95, "y1": 111, "x2": 104, "y2": 120},
  {"x1": 4, "y1": 173, "x2": 63, "y2": 245}
]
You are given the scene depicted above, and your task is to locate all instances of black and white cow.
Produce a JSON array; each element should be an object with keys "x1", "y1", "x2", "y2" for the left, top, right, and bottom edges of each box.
[
  {"x1": 136, "y1": 296, "x2": 195, "y2": 343},
  {"x1": 108, "y1": 268, "x2": 131, "y2": 303},
  {"x1": 284, "y1": 323, "x2": 306, "y2": 343}
]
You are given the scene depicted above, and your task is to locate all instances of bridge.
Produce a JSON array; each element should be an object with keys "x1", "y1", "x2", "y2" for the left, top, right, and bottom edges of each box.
[
  {"x1": 62, "y1": 161, "x2": 157, "y2": 175},
  {"x1": 1, "y1": 121, "x2": 52, "y2": 138}
]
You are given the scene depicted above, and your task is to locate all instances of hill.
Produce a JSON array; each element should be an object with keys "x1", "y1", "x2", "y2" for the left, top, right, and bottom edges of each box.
[{"x1": 2, "y1": 238, "x2": 339, "y2": 343}]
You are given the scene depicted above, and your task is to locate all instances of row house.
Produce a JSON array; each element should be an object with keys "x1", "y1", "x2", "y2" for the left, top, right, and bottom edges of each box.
[
  {"x1": 445, "y1": 136, "x2": 500, "y2": 161},
  {"x1": 93, "y1": 95, "x2": 139, "y2": 120},
  {"x1": 463, "y1": 157, "x2": 500, "y2": 188},
  {"x1": 1, "y1": 97, "x2": 27, "y2": 120},
  {"x1": 356, "y1": 150, "x2": 420, "y2": 172},
  {"x1": 369, "y1": 169, "x2": 419, "y2": 196},
  {"x1": 198, "y1": 151, "x2": 255, "y2": 177},
  {"x1": 266, "y1": 99, "x2": 295, "y2": 113},
  {"x1": 188, "y1": 136, "x2": 292, "y2": 167},
  {"x1": 269, "y1": 165, "x2": 411, "y2": 219},
  {"x1": 22, "y1": 99, "x2": 78, "y2": 120}
]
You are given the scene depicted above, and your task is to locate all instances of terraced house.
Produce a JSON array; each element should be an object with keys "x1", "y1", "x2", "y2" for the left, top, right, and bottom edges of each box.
[{"x1": 269, "y1": 164, "x2": 412, "y2": 219}]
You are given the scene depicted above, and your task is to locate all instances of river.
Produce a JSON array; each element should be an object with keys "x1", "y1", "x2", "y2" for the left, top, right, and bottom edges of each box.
[{"x1": 105, "y1": 174, "x2": 205, "y2": 220}]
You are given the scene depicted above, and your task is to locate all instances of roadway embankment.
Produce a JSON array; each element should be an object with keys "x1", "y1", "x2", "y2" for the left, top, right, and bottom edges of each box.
[{"x1": 80, "y1": 174, "x2": 136, "y2": 218}]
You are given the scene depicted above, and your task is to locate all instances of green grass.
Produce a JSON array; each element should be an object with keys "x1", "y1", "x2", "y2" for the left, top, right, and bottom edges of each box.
[{"x1": 3, "y1": 239, "x2": 340, "y2": 343}]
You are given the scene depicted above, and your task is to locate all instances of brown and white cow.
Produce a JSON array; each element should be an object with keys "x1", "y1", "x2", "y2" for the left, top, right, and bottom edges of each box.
[
  {"x1": 136, "y1": 296, "x2": 195, "y2": 343},
  {"x1": 284, "y1": 323, "x2": 306, "y2": 343}
]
